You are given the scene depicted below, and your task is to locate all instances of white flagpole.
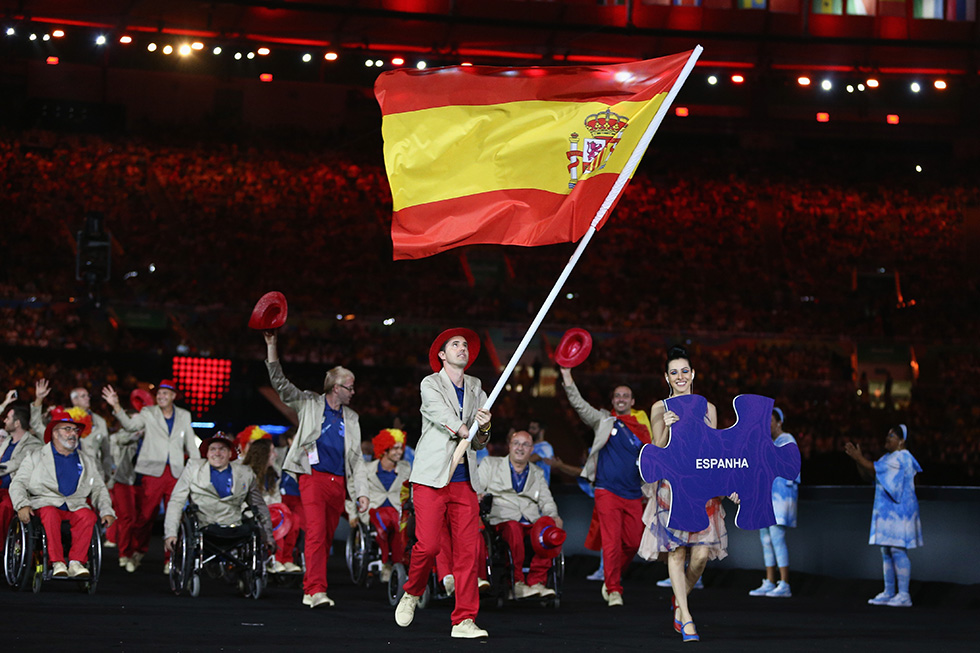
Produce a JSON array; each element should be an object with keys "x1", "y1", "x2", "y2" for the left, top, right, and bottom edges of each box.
[{"x1": 451, "y1": 45, "x2": 703, "y2": 465}]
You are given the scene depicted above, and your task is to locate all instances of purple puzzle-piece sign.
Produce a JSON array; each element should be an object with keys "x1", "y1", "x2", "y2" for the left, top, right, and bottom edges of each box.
[{"x1": 638, "y1": 394, "x2": 801, "y2": 533}]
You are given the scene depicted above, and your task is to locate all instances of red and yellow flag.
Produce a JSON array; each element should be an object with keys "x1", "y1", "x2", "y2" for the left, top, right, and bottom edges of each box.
[{"x1": 375, "y1": 51, "x2": 696, "y2": 260}]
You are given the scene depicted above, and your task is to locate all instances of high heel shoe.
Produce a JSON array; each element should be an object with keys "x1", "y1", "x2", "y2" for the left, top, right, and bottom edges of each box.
[
  {"x1": 671, "y1": 596, "x2": 682, "y2": 633},
  {"x1": 681, "y1": 621, "x2": 699, "y2": 643}
]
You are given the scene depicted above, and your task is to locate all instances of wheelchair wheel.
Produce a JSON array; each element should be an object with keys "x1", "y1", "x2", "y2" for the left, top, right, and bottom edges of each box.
[
  {"x1": 239, "y1": 530, "x2": 265, "y2": 600},
  {"x1": 4, "y1": 518, "x2": 35, "y2": 592},
  {"x1": 387, "y1": 562, "x2": 408, "y2": 607},
  {"x1": 345, "y1": 521, "x2": 369, "y2": 586},
  {"x1": 83, "y1": 524, "x2": 102, "y2": 595},
  {"x1": 480, "y1": 527, "x2": 497, "y2": 594},
  {"x1": 417, "y1": 574, "x2": 432, "y2": 609},
  {"x1": 170, "y1": 513, "x2": 197, "y2": 596},
  {"x1": 549, "y1": 552, "x2": 564, "y2": 609}
]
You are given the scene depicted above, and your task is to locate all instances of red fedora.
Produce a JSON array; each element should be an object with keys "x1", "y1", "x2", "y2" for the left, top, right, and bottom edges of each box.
[
  {"x1": 554, "y1": 328, "x2": 592, "y2": 368},
  {"x1": 44, "y1": 406, "x2": 93, "y2": 443},
  {"x1": 199, "y1": 432, "x2": 239, "y2": 460},
  {"x1": 130, "y1": 388, "x2": 154, "y2": 413},
  {"x1": 529, "y1": 517, "x2": 566, "y2": 559},
  {"x1": 248, "y1": 291, "x2": 288, "y2": 330},
  {"x1": 428, "y1": 327, "x2": 480, "y2": 373}
]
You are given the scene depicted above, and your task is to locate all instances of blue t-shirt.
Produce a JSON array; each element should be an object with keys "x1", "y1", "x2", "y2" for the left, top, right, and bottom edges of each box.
[
  {"x1": 450, "y1": 383, "x2": 470, "y2": 483},
  {"x1": 377, "y1": 467, "x2": 398, "y2": 508},
  {"x1": 1, "y1": 440, "x2": 17, "y2": 489},
  {"x1": 510, "y1": 462, "x2": 530, "y2": 493},
  {"x1": 533, "y1": 441, "x2": 554, "y2": 485},
  {"x1": 595, "y1": 420, "x2": 643, "y2": 500},
  {"x1": 52, "y1": 443, "x2": 83, "y2": 507},
  {"x1": 210, "y1": 466, "x2": 234, "y2": 498},
  {"x1": 312, "y1": 403, "x2": 346, "y2": 476}
]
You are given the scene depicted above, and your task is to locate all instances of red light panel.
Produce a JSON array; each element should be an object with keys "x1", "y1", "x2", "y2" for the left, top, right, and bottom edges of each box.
[{"x1": 171, "y1": 357, "x2": 232, "y2": 417}]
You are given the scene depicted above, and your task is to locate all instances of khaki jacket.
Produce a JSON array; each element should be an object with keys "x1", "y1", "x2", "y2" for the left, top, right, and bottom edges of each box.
[
  {"x1": 163, "y1": 459, "x2": 274, "y2": 545},
  {"x1": 109, "y1": 428, "x2": 141, "y2": 486},
  {"x1": 477, "y1": 456, "x2": 558, "y2": 526},
  {"x1": 29, "y1": 405, "x2": 111, "y2": 481},
  {"x1": 563, "y1": 381, "x2": 618, "y2": 484},
  {"x1": 410, "y1": 368, "x2": 488, "y2": 491},
  {"x1": 0, "y1": 431, "x2": 44, "y2": 482},
  {"x1": 9, "y1": 444, "x2": 115, "y2": 517},
  {"x1": 113, "y1": 405, "x2": 200, "y2": 478},
  {"x1": 362, "y1": 459, "x2": 412, "y2": 522},
  {"x1": 266, "y1": 360, "x2": 367, "y2": 510}
]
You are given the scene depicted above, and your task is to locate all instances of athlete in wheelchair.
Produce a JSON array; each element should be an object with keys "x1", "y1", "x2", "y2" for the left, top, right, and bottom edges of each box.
[
  {"x1": 347, "y1": 429, "x2": 411, "y2": 589},
  {"x1": 163, "y1": 433, "x2": 274, "y2": 598},
  {"x1": 5, "y1": 407, "x2": 115, "y2": 594},
  {"x1": 477, "y1": 430, "x2": 565, "y2": 606}
]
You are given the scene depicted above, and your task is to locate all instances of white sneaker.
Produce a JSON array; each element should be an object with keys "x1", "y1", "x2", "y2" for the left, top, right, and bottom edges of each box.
[
  {"x1": 267, "y1": 559, "x2": 286, "y2": 574},
  {"x1": 380, "y1": 563, "x2": 392, "y2": 583},
  {"x1": 442, "y1": 574, "x2": 455, "y2": 596},
  {"x1": 749, "y1": 579, "x2": 775, "y2": 596},
  {"x1": 302, "y1": 594, "x2": 315, "y2": 606},
  {"x1": 531, "y1": 583, "x2": 555, "y2": 598},
  {"x1": 127, "y1": 552, "x2": 143, "y2": 573},
  {"x1": 451, "y1": 619, "x2": 488, "y2": 639},
  {"x1": 478, "y1": 578, "x2": 490, "y2": 592},
  {"x1": 68, "y1": 561, "x2": 91, "y2": 578},
  {"x1": 119, "y1": 556, "x2": 131, "y2": 569},
  {"x1": 886, "y1": 591, "x2": 912, "y2": 607},
  {"x1": 52, "y1": 561, "x2": 68, "y2": 578},
  {"x1": 765, "y1": 580, "x2": 792, "y2": 598},
  {"x1": 868, "y1": 591, "x2": 895, "y2": 606},
  {"x1": 103, "y1": 540, "x2": 117, "y2": 549},
  {"x1": 513, "y1": 581, "x2": 538, "y2": 599},
  {"x1": 395, "y1": 592, "x2": 421, "y2": 627},
  {"x1": 283, "y1": 562, "x2": 302, "y2": 573},
  {"x1": 163, "y1": 561, "x2": 171, "y2": 575},
  {"x1": 309, "y1": 592, "x2": 335, "y2": 608},
  {"x1": 607, "y1": 591, "x2": 624, "y2": 607},
  {"x1": 601, "y1": 583, "x2": 609, "y2": 601}
]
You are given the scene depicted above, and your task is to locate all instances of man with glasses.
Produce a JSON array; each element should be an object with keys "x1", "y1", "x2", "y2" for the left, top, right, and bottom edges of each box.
[
  {"x1": 478, "y1": 430, "x2": 563, "y2": 599},
  {"x1": 262, "y1": 329, "x2": 368, "y2": 608}
]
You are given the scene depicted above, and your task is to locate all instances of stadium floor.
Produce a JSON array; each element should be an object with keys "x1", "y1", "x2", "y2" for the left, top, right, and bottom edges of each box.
[{"x1": 2, "y1": 535, "x2": 977, "y2": 653}]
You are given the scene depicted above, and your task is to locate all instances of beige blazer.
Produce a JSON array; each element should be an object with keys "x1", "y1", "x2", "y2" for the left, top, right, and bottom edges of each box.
[
  {"x1": 79, "y1": 412, "x2": 112, "y2": 483},
  {"x1": 266, "y1": 360, "x2": 367, "y2": 508},
  {"x1": 563, "y1": 381, "x2": 618, "y2": 484},
  {"x1": 9, "y1": 444, "x2": 115, "y2": 517},
  {"x1": 109, "y1": 427, "x2": 141, "y2": 486},
  {"x1": 409, "y1": 368, "x2": 488, "y2": 491},
  {"x1": 477, "y1": 456, "x2": 558, "y2": 526},
  {"x1": 0, "y1": 431, "x2": 44, "y2": 482},
  {"x1": 114, "y1": 405, "x2": 200, "y2": 478},
  {"x1": 163, "y1": 459, "x2": 274, "y2": 545},
  {"x1": 363, "y1": 459, "x2": 412, "y2": 521}
]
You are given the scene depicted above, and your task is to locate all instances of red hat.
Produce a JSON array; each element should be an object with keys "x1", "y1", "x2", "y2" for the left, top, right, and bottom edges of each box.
[
  {"x1": 249, "y1": 291, "x2": 288, "y2": 330},
  {"x1": 130, "y1": 388, "x2": 154, "y2": 413},
  {"x1": 373, "y1": 428, "x2": 407, "y2": 460},
  {"x1": 529, "y1": 517, "x2": 566, "y2": 559},
  {"x1": 268, "y1": 503, "x2": 293, "y2": 541},
  {"x1": 44, "y1": 406, "x2": 93, "y2": 444},
  {"x1": 199, "y1": 432, "x2": 238, "y2": 460},
  {"x1": 554, "y1": 328, "x2": 593, "y2": 368},
  {"x1": 428, "y1": 327, "x2": 480, "y2": 373},
  {"x1": 156, "y1": 379, "x2": 181, "y2": 398},
  {"x1": 236, "y1": 425, "x2": 272, "y2": 452}
]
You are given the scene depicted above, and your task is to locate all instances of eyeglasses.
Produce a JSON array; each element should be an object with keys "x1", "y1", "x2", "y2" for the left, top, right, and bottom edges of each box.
[
  {"x1": 510, "y1": 442, "x2": 532, "y2": 449},
  {"x1": 338, "y1": 384, "x2": 354, "y2": 392}
]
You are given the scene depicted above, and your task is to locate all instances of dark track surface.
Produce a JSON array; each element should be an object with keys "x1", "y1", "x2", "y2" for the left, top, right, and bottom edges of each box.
[{"x1": 3, "y1": 534, "x2": 978, "y2": 653}]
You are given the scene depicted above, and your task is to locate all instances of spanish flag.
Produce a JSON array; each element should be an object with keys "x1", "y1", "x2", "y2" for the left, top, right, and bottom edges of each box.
[{"x1": 376, "y1": 50, "x2": 699, "y2": 260}]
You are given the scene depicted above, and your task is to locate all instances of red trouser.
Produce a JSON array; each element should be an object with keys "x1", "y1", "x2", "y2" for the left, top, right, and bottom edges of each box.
[
  {"x1": 108, "y1": 483, "x2": 138, "y2": 558},
  {"x1": 299, "y1": 471, "x2": 346, "y2": 595},
  {"x1": 0, "y1": 489, "x2": 14, "y2": 533},
  {"x1": 38, "y1": 506, "x2": 98, "y2": 564},
  {"x1": 370, "y1": 506, "x2": 405, "y2": 565},
  {"x1": 277, "y1": 493, "x2": 305, "y2": 564},
  {"x1": 594, "y1": 488, "x2": 643, "y2": 594},
  {"x1": 496, "y1": 518, "x2": 554, "y2": 586},
  {"x1": 404, "y1": 482, "x2": 481, "y2": 625},
  {"x1": 434, "y1": 513, "x2": 487, "y2": 582},
  {"x1": 135, "y1": 467, "x2": 178, "y2": 557}
]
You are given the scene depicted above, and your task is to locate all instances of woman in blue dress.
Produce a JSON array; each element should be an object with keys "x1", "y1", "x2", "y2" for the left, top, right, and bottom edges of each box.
[{"x1": 844, "y1": 424, "x2": 923, "y2": 607}]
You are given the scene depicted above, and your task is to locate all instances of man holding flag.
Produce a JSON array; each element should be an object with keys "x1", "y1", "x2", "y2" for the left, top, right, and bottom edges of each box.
[{"x1": 394, "y1": 328, "x2": 491, "y2": 639}]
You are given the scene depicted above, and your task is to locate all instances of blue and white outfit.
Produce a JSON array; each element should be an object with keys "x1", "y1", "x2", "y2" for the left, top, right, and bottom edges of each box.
[
  {"x1": 532, "y1": 440, "x2": 554, "y2": 485},
  {"x1": 760, "y1": 433, "x2": 800, "y2": 566},
  {"x1": 868, "y1": 448, "x2": 922, "y2": 606}
]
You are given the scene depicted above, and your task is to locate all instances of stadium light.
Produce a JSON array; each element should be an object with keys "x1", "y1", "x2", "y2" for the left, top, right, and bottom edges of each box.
[
  {"x1": 95, "y1": 35, "x2": 106, "y2": 45},
  {"x1": 46, "y1": 56, "x2": 59, "y2": 65},
  {"x1": 910, "y1": 82, "x2": 921, "y2": 93},
  {"x1": 257, "y1": 47, "x2": 270, "y2": 56},
  {"x1": 119, "y1": 35, "x2": 132, "y2": 44},
  {"x1": 797, "y1": 76, "x2": 811, "y2": 86},
  {"x1": 816, "y1": 112, "x2": 830, "y2": 123},
  {"x1": 707, "y1": 75, "x2": 718, "y2": 85},
  {"x1": 325, "y1": 51, "x2": 338, "y2": 61},
  {"x1": 867, "y1": 78, "x2": 879, "y2": 88},
  {"x1": 191, "y1": 42, "x2": 204, "y2": 50},
  {"x1": 731, "y1": 74, "x2": 744, "y2": 84},
  {"x1": 416, "y1": 61, "x2": 426, "y2": 70},
  {"x1": 934, "y1": 80, "x2": 947, "y2": 90},
  {"x1": 821, "y1": 79, "x2": 832, "y2": 91},
  {"x1": 392, "y1": 57, "x2": 405, "y2": 66},
  {"x1": 302, "y1": 53, "x2": 312, "y2": 62},
  {"x1": 147, "y1": 42, "x2": 157, "y2": 52},
  {"x1": 178, "y1": 44, "x2": 191, "y2": 56},
  {"x1": 259, "y1": 73, "x2": 273, "y2": 82},
  {"x1": 886, "y1": 114, "x2": 900, "y2": 125},
  {"x1": 52, "y1": 29, "x2": 65, "y2": 38},
  {"x1": 675, "y1": 107, "x2": 689, "y2": 117},
  {"x1": 162, "y1": 44, "x2": 173, "y2": 55}
]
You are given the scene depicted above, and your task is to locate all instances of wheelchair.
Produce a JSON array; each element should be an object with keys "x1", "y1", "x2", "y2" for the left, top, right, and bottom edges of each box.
[
  {"x1": 168, "y1": 504, "x2": 267, "y2": 599},
  {"x1": 4, "y1": 514, "x2": 102, "y2": 594},
  {"x1": 345, "y1": 518, "x2": 382, "y2": 588},
  {"x1": 480, "y1": 498, "x2": 564, "y2": 609},
  {"x1": 385, "y1": 495, "x2": 435, "y2": 609}
]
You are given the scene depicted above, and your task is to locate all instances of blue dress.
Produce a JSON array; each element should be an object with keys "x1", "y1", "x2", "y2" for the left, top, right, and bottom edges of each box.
[
  {"x1": 771, "y1": 433, "x2": 800, "y2": 528},
  {"x1": 870, "y1": 450, "x2": 923, "y2": 548}
]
